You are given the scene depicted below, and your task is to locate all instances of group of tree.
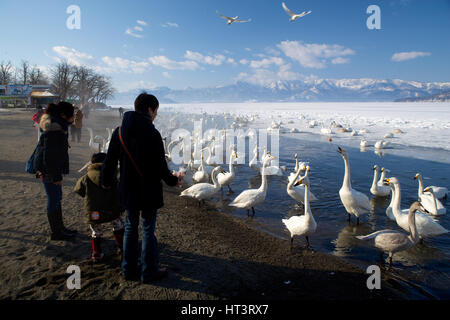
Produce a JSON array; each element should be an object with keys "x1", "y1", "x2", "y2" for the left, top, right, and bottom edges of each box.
[
  {"x1": 0, "y1": 60, "x2": 115, "y2": 104},
  {"x1": 0, "y1": 60, "x2": 48, "y2": 86}
]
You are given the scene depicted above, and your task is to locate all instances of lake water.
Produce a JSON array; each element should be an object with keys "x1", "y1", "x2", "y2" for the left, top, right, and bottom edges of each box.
[{"x1": 205, "y1": 133, "x2": 450, "y2": 299}]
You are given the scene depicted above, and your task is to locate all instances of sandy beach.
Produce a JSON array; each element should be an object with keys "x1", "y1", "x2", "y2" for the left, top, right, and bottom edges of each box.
[{"x1": 0, "y1": 108, "x2": 407, "y2": 300}]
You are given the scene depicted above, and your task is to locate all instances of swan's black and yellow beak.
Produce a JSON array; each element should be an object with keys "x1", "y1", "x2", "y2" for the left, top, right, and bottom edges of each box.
[
  {"x1": 384, "y1": 178, "x2": 391, "y2": 185},
  {"x1": 234, "y1": 152, "x2": 238, "y2": 158},
  {"x1": 381, "y1": 168, "x2": 385, "y2": 172},
  {"x1": 338, "y1": 146, "x2": 344, "y2": 154},
  {"x1": 414, "y1": 174, "x2": 419, "y2": 180},
  {"x1": 294, "y1": 178, "x2": 304, "y2": 186},
  {"x1": 373, "y1": 165, "x2": 377, "y2": 170}
]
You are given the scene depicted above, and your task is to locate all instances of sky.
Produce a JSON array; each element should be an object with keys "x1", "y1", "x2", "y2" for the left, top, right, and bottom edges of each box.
[{"x1": 0, "y1": 0, "x2": 449, "y2": 92}]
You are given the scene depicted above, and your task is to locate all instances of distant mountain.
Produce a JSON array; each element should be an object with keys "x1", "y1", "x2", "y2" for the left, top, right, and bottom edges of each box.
[
  {"x1": 108, "y1": 78, "x2": 450, "y2": 104},
  {"x1": 395, "y1": 90, "x2": 450, "y2": 102}
]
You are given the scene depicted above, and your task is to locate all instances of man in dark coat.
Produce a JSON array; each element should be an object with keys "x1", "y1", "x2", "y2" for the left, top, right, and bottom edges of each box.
[{"x1": 101, "y1": 93, "x2": 183, "y2": 283}]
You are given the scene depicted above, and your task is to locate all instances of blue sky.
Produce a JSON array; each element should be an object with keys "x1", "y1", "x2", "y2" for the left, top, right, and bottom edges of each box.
[{"x1": 1, "y1": 0, "x2": 449, "y2": 92}]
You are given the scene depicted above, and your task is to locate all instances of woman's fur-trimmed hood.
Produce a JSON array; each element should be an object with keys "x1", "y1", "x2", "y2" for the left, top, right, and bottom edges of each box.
[{"x1": 39, "y1": 114, "x2": 65, "y2": 132}]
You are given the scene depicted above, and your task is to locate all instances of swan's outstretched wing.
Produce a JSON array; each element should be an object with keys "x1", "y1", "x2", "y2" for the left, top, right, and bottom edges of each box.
[
  {"x1": 216, "y1": 11, "x2": 231, "y2": 20},
  {"x1": 300, "y1": 10, "x2": 312, "y2": 17},
  {"x1": 234, "y1": 18, "x2": 251, "y2": 23},
  {"x1": 282, "y1": 2, "x2": 295, "y2": 17}
]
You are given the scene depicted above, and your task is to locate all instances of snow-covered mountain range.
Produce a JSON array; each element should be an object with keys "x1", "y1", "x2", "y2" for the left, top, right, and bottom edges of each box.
[{"x1": 109, "y1": 78, "x2": 450, "y2": 104}]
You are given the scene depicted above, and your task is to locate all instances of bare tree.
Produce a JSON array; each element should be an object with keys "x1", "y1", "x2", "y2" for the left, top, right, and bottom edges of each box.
[
  {"x1": 0, "y1": 60, "x2": 14, "y2": 85},
  {"x1": 50, "y1": 61, "x2": 77, "y2": 100},
  {"x1": 19, "y1": 60, "x2": 30, "y2": 85},
  {"x1": 29, "y1": 66, "x2": 49, "y2": 85}
]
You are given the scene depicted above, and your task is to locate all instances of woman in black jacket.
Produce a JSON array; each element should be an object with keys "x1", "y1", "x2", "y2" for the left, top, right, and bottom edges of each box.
[
  {"x1": 102, "y1": 93, "x2": 183, "y2": 283},
  {"x1": 35, "y1": 102, "x2": 77, "y2": 240}
]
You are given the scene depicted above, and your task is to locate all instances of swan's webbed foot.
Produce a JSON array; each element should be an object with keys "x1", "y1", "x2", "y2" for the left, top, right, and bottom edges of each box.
[{"x1": 251, "y1": 207, "x2": 256, "y2": 217}]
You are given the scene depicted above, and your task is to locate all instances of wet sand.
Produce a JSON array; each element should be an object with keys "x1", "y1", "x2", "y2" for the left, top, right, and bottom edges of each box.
[{"x1": 0, "y1": 109, "x2": 406, "y2": 300}]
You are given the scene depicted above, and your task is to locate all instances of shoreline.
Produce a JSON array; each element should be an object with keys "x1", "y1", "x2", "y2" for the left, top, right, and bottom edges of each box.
[{"x1": 0, "y1": 110, "x2": 408, "y2": 300}]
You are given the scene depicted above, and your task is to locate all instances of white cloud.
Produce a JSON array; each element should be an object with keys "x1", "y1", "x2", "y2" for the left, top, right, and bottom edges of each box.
[
  {"x1": 125, "y1": 28, "x2": 143, "y2": 38},
  {"x1": 134, "y1": 26, "x2": 143, "y2": 32},
  {"x1": 184, "y1": 50, "x2": 226, "y2": 66},
  {"x1": 101, "y1": 56, "x2": 150, "y2": 74},
  {"x1": 162, "y1": 71, "x2": 171, "y2": 79},
  {"x1": 136, "y1": 20, "x2": 147, "y2": 26},
  {"x1": 117, "y1": 80, "x2": 156, "y2": 93},
  {"x1": 162, "y1": 22, "x2": 179, "y2": 28},
  {"x1": 236, "y1": 63, "x2": 303, "y2": 86},
  {"x1": 148, "y1": 56, "x2": 199, "y2": 70},
  {"x1": 239, "y1": 59, "x2": 249, "y2": 65},
  {"x1": 249, "y1": 57, "x2": 284, "y2": 69},
  {"x1": 391, "y1": 51, "x2": 431, "y2": 62},
  {"x1": 277, "y1": 40, "x2": 355, "y2": 69},
  {"x1": 331, "y1": 57, "x2": 350, "y2": 64},
  {"x1": 52, "y1": 46, "x2": 94, "y2": 66}
]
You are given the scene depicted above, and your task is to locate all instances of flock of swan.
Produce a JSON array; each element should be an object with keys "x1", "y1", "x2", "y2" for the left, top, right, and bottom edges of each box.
[
  {"x1": 174, "y1": 140, "x2": 448, "y2": 268},
  {"x1": 217, "y1": 2, "x2": 311, "y2": 25},
  {"x1": 80, "y1": 110, "x2": 448, "y2": 269}
]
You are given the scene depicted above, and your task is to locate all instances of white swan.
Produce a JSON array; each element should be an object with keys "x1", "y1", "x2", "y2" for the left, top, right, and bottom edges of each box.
[
  {"x1": 385, "y1": 177, "x2": 448, "y2": 239},
  {"x1": 229, "y1": 154, "x2": 275, "y2": 217},
  {"x1": 370, "y1": 165, "x2": 390, "y2": 197},
  {"x1": 249, "y1": 146, "x2": 260, "y2": 172},
  {"x1": 287, "y1": 166, "x2": 317, "y2": 204},
  {"x1": 217, "y1": 150, "x2": 238, "y2": 193},
  {"x1": 356, "y1": 201, "x2": 425, "y2": 268},
  {"x1": 87, "y1": 128, "x2": 102, "y2": 152},
  {"x1": 360, "y1": 139, "x2": 369, "y2": 148},
  {"x1": 374, "y1": 139, "x2": 389, "y2": 149},
  {"x1": 180, "y1": 166, "x2": 223, "y2": 206},
  {"x1": 385, "y1": 183, "x2": 396, "y2": 221},
  {"x1": 283, "y1": 175, "x2": 317, "y2": 249},
  {"x1": 282, "y1": 2, "x2": 312, "y2": 22},
  {"x1": 192, "y1": 152, "x2": 209, "y2": 183},
  {"x1": 288, "y1": 153, "x2": 306, "y2": 184},
  {"x1": 423, "y1": 187, "x2": 446, "y2": 216},
  {"x1": 338, "y1": 147, "x2": 371, "y2": 224},
  {"x1": 217, "y1": 11, "x2": 251, "y2": 24},
  {"x1": 414, "y1": 173, "x2": 448, "y2": 200}
]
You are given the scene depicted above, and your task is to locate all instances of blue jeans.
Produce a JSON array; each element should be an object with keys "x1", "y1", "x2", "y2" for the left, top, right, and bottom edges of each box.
[
  {"x1": 122, "y1": 209, "x2": 159, "y2": 278},
  {"x1": 43, "y1": 182, "x2": 62, "y2": 213}
]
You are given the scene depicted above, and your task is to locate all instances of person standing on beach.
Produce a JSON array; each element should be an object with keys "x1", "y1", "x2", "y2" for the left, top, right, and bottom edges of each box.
[
  {"x1": 74, "y1": 152, "x2": 124, "y2": 262},
  {"x1": 34, "y1": 102, "x2": 77, "y2": 240},
  {"x1": 70, "y1": 106, "x2": 83, "y2": 143},
  {"x1": 32, "y1": 105, "x2": 44, "y2": 141},
  {"x1": 101, "y1": 93, "x2": 183, "y2": 283},
  {"x1": 118, "y1": 107, "x2": 124, "y2": 119}
]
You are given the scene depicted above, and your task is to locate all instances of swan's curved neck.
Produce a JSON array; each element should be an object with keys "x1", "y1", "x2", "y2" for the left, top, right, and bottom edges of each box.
[
  {"x1": 417, "y1": 175, "x2": 424, "y2": 197},
  {"x1": 259, "y1": 161, "x2": 269, "y2": 192},
  {"x1": 392, "y1": 182, "x2": 402, "y2": 215},
  {"x1": 304, "y1": 184, "x2": 312, "y2": 221},
  {"x1": 371, "y1": 169, "x2": 378, "y2": 190},
  {"x1": 294, "y1": 156, "x2": 299, "y2": 172},
  {"x1": 388, "y1": 185, "x2": 396, "y2": 208},
  {"x1": 379, "y1": 170, "x2": 386, "y2": 183},
  {"x1": 288, "y1": 168, "x2": 302, "y2": 189},
  {"x1": 408, "y1": 207, "x2": 419, "y2": 243},
  {"x1": 342, "y1": 155, "x2": 352, "y2": 189},
  {"x1": 211, "y1": 169, "x2": 220, "y2": 188},
  {"x1": 429, "y1": 191, "x2": 438, "y2": 214},
  {"x1": 229, "y1": 153, "x2": 234, "y2": 174}
]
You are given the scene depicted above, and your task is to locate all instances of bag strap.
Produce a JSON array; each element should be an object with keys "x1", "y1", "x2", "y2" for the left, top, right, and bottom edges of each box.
[{"x1": 118, "y1": 126, "x2": 143, "y2": 177}]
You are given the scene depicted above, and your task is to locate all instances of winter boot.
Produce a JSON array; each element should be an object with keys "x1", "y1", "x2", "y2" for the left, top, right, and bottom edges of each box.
[
  {"x1": 113, "y1": 229, "x2": 124, "y2": 258},
  {"x1": 47, "y1": 210, "x2": 74, "y2": 240},
  {"x1": 56, "y1": 204, "x2": 77, "y2": 235},
  {"x1": 91, "y1": 237, "x2": 104, "y2": 262}
]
